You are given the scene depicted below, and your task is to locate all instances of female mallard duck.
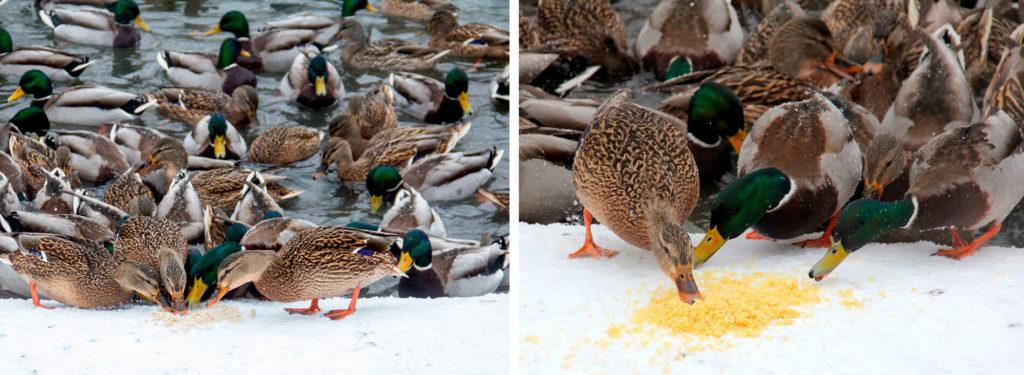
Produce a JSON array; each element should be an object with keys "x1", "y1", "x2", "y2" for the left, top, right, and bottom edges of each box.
[
  {"x1": 735, "y1": 1, "x2": 805, "y2": 65},
  {"x1": 10, "y1": 133, "x2": 58, "y2": 196},
  {"x1": 315, "y1": 137, "x2": 416, "y2": 181},
  {"x1": 279, "y1": 52, "x2": 345, "y2": 109},
  {"x1": 247, "y1": 126, "x2": 324, "y2": 165},
  {"x1": 531, "y1": 0, "x2": 638, "y2": 78},
  {"x1": 113, "y1": 204, "x2": 190, "y2": 313},
  {"x1": 426, "y1": 6, "x2": 510, "y2": 60},
  {"x1": 693, "y1": 93, "x2": 862, "y2": 267},
  {"x1": 396, "y1": 229, "x2": 507, "y2": 298},
  {"x1": 239, "y1": 211, "x2": 317, "y2": 251},
  {"x1": 365, "y1": 147, "x2": 503, "y2": 212},
  {"x1": 185, "y1": 223, "x2": 247, "y2": 306},
  {"x1": 0, "y1": 233, "x2": 164, "y2": 310},
  {"x1": 381, "y1": 0, "x2": 452, "y2": 21},
  {"x1": 390, "y1": 68, "x2": 472, "y2": 124},
  {"x1": 634, "y1": 0, "x2": 743, "y2": 80},
  {"x1": 231, "y1": 175, "x2": 283, "y2": 226},
  {"x1": 7, "y1": 211, "x2": 114, "y2": 244},
  {"x1": 0, "y1": 26, "x2": 93, "y2": 81},
  {"x1": 191, "y1": 167, "x2": 300, "y2": 210},
  {"x1": 330, "y1": 116, "x2": 468, "y2": 161},
  {"x1": 572, "y1": 90, "x2": 701, "y2": 303},
  {"x1": 7, "y1": 70, "x2": 155, "y2": 126},
  {"x1": 157, "y1": 38, "x2": 257, "y2": 95},
  {"x1": 37, "y1": 0, "x2": 150, "y2": 48},
  {"x1": 130, "y1": 136, "x2": 188, "y2": 198},
  {"x1": 811, "y1": 111, "x2": 1024, "y2": 280},
  {"x1": 337, "y1": 19, "x2": 450, "y2": 71},
  {"x1": 45, "y1": 130, "x2": 129, "y2": 183},
  {"x1": 156, "y1": 170, "x2": 204, "y2": 243},
  {"x1": 206, "y1": 226, "x2": 405, "y2": 320},
  {"x1": 147, "y1": 86, "x2": 259, "y2": 130},
  {"x1": 327, "y1": 84, "x2": 399, "y2": 156},
  {"x1": 382, "y1": 184, "x2": 446, "y2": 237},
  {"x1": 184, "y1": 113, "x2": 247, "y2": 161},
  {"x1": 982, "y1": 25, "x2": 1024, "y2": 123},
  {"x1": 103, "y1": 169, "x2": 153, "y2": 214}
]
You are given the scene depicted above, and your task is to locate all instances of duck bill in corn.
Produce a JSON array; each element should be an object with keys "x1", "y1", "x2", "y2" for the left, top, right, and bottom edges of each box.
[
  {"x1": 186, "y1": 277, "x2": 208, "y2": 307},
  {"x1": 459, "y1": 92, "x2": 472, "y2": 115},
  {"x1": 810, "y1": 240, "x2": 849, "y2": 281},
  {"x1": 212, "y1": 135, "x2": 227, "y2": 159},
  {"x1": 315, "y1": 76, "x2": 327, "y2": 97},
  {"x1": 726, "y1": 129, "x2": 748, "y2": 153},
  {"x1": 7, "y1": 86, "x2": 24, "y2": 102},
  {"x1": 134, "y1": 16, "x2": 151, "y2": 32},
  {"x1": 207, "y1": 284, "x2": 230, "y2": 308},
  {"x1": 693, "y1": 227, "x2": 726, "y2": 267},
  {"x1": 672, "y1": 264, "x2": 702, "y2": 304},
  {"x1": 170, "y1": 292, "x2": 188, "y2": 315},
  {"x1": 397, "y1": 251, "x2": 413, "y2": 273},
  {"x1": 370, "y1": 194, "x2": 384, "y2": 214}
]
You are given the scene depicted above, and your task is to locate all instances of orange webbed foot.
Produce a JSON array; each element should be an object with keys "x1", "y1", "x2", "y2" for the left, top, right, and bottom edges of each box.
[
  {"x1": 744, "y1": 231, "x2": 771, "y2": 241},
  {"x1": 569, "y1": 243, "x2": 618, "y2": 259},
  {"x1": 324, "y1": 309, "x2": 356, "y2": 320},
  {"x1": 284, "y1": 299, "x2": 320, "y2": 315},
  {"x1": 796, "y1": 235, "x2": 832, "y2": 248},
  {"x1": 933, "y1": 245, "x2": 979, "y2": 260}
]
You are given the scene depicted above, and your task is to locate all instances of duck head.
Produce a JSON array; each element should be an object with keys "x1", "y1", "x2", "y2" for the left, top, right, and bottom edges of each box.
[
  {"x1": 366, "y1": 165, "x2": 403, "y2": 214},
  {"x1": 810, "y1": 197, "x2": 916, "y2": 281}
]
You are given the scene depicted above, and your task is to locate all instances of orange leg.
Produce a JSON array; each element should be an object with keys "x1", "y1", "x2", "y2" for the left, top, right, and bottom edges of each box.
[
  {"x1": 950, "y1": 229, "x2": 967, "y2": 248},
  {"x1": 569, "y1": 208, "x2": 618, "y2": 259},
  {"x1": 29, "y1": 282, "x2": 52, "y2": 310},
  {"x1": 284, "y1": 298, "x2": 320, "y2": 315},
  {"x1": 795, "y1": 214, "x2": 840, "y2": 248},
  {"x1": 934, "y1": 223, "x2": 1002, "y2": 260},
  {"x1": 744, "y1": 230, "x2": 771, "y2": 241},
  {"x1": 325, "y1": 286, "x2": 360, "y2": 320}
]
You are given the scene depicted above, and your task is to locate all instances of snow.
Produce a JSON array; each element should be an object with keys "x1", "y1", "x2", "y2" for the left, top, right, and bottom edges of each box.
[
  {"x1": 0, "y1": 294, "x2": 507, "y2": 374},
  {"x1": 518, "y1": 223, "x2": 1024, "y2": 373}
]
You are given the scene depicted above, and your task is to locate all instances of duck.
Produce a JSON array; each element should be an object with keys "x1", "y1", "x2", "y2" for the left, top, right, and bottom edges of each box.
[
  {"x1": 426, "y1": 5, "x2": 510, "y2": 60},
  {"x1": 634, "y1": 0, "x2": 743, "y2": 80},
  {"x1": 337, "y1": 19, "x2": 450, "y2": 71},
  {"x1": 103, "y1": 169, "x2": 153, "y2": 214},
  {"x1": 955, "y1": 8, "x2": 1015, "y2": 94},
  {"x1": 206, "y1": 226, "x2": 405, "y2": 320},
  {"x1": 365, "y1": 147, "x2": 503, "y2": 212},
  {"x1": 335, "y1": 82, "x2": 400, "y2": 145},
  {"x1": 519, "y1": 52, "x2": 601, "y2": 98},
  {"x1": 316, "y1": 137, "x2": 416, "y2": 181},
  {"x1": 239, "y1": 211, "x2": 317, "y2": 251},
  {"x1": 7, "y1": 70, "x2": 155, "y2": 126},
  {"x1": 191, "y1": 167, "x2": 301, "y2": 211},
  {"x1": 0, "y1": 233, "x2": 165, "y2": 310},
  {"x1": 231, "y1": 175, "x2": 283, "y2": 226},
  {"x1": 185, "y1": 223, "x2": 248, "y2": 307},
  {"x1": 390, "y1": 68, "x2": 472, "y2": 124},
  {"x1": 202, "y1": 204, "x2": 247, "y2": 251},
  {"x1": 279, "y1": 52, "x2": 345, "y2": 109},
  {"x1": 155, "y1": 169, "x2": 204, "y2": 243},
  {"x1": 37, "y1": 0, "x2": 150, "y2": 48},
  {"x1": 45, "y1": 130, "x2": 129, "y2": 183},
  {"x1": 32, "y1": 166, "x2": 75, "y2": 215},
  {"x1": 530, "y1": 0, "x2": 638, "y2": 78},
  {"x1": 147, "y1": 86, "x2": 259, "y2": 130},
  {"x1": 113, "y1": 200, "x2": 190, "y2": 314},
  {"x1": 811, "y1": 111, "x2": 1024, "y2": 280},
  {"x1": 247, "y1": 126, "x2": 324, "y2": 165},
  {"x1": 7, "y1": 211, "x2": 114, "y2": 244},
  {"x1": 0, "y1": 26, "x2": 93, "y2": 81},
  {"x1": 693, "y1": 93, "x2": 863, "y2": 267},
  {"x1": 382, "y1": 184, "x2": 447, "y2": 237},
  {"x1": 330, "y1": 117, "x2": 469, "y2": 161},
  {"x1": 183, "y1": 113, "x2": 247, "y2": 161},
  {"x1": 380, "y1": 0, "x2": 453, "y2": 22},
  {"x1": 735, "y1": 1, "x2": 805, "y2": 65},
  {"x1": 982, "y1": 25, "x2": 1024, "y2": 124},
  {"x1": 396, "y1": 229, "x2": 507, "y2": 298},
  {"x1": 491, "y1": 65, "x2": 509, "y2": 102},
  {"x1": 572, "y1": 90, "x2": 701, "y2": 303},
  {"x1": 109, "y1": 123, "x2": 173, "y2": 167},
  {"x1": 130, "y1": 136, "x2": 188, "y2": 198},
  {"x1": 683, "y1": 82, "x2": 747, "y2": 186},
  {"x1": 9, "y1": 134, "x2": 58, "y2": 196},
  {"x1": 157, "y1": 38, "x2": 257, "y2": 95}
]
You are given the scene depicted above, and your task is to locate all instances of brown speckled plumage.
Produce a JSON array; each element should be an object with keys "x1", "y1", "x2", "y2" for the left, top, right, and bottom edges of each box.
[
  {"x1": 191, "y1": 168, "x2": 298, "y2": 210},
  {"x1": 114, "y1": 216, "x2": 188, "y2": 270},
  {"x1": 736, "y1": 2, "x2": 805, "y2": 65},
  {"x1": 321, "y1": 137, "x2": 416, "y2": 182},
  {"x1": 104, "y1": 171, "x2": 154, "y2": 214},
  {"x1": 533, "y1": 0, "x2": 637, "y2": 77},
  {"x1": 148, "y1": 86, "x2": 259, "y2": 129},
  {"x1": 427, "y1": 7, "x2": 509, "y2": 59},
  {"x1": 247, "y1": 126, "x2": 323, "y2": 165}
]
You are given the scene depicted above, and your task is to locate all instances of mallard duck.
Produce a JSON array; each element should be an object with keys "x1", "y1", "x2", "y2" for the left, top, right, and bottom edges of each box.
[
  {"x1": 279, "y1": 52, "x2": 345, "y2": 109},
  {"x1": 365, "y1": 147, "x2": 503, "y2": 212},
  {"x1": 131, "y1": 136, "x2": 188, "y2": 198},
  {"x1": 491, "y1": 65, "x2": 509, "y2": 102},
  {"x1": 337, "y1": 19, "x2": 450, "y2": 71},
  {"x1": 206, "y1": 226, "x2": 405, "y2": 320},
  {"x1": 571, "y1": 90, "x2": 700, "y2": 303},
  {"x1": 184, "y1": 113, "x2": 247, "y2": 161},
  {"x1": 426, "y1": 5, "x2": 510, "y2": 60},
  {"x1": 7, "y1": 70, "x2": 155, "y2": 126},
  {"x1": 185, "y1": 223, "x2": 247, "y2": 307},
  {"x1": 247, "y1": 126, "x2": 324, "y2": 165},
  {"x1": 396, "y1": 229, "x2": 507, "y2": 298},
  {"x1": 147, "y1": 86, "x2": 259, "y2": 130},
  {"x1": 109, "y1": 123, "x2": 170, "y2": 166},
  {"x1": 0, "y1": 233, "x2": 164, "y2": 309},
  {"x1": 958, "y1": 8, "x2": 1017, "y2": 95},
  {"x1": 37, "y1": 0, "x2": 150, "y2": 48},
  {"x1": 634, "y1": 0, "x2": 743, "y2": 80},
  {"x1": 7, "y1": 211, "x2": 114, "y2": 244},
  {"x1": 191, "y1": 167, "x2": 300, "y2": 210},
  {"x1": 316, "y1": 137, "x2": 416, "y2": 181},
  {"x1": 519, "y1": 52, "x2": 601, "y2": 98},
  {"x1": 33, "y1": 167, "x2": 75, "y2": 215},
  {"x1": 811, "y1": 111, "x2": 1024, "y2": 280},
  {"x1": 336, "y1": 82, "x2": 400, "y2": 144},
  {"x1": 113, "y1": 207, "x2": 189, "y2": 313},
  {"x1": 45, "y1": 130, "x2": 129, "y2": 183},
  {"x1": 391, "y1": 68, "x2": 472, "y2": 124},
  {"x1": 157, "y1": 38, "x2": 257, "y2": 95},
  {"x1": 155, "y1": 170, "x2": 203, "y2": 243},
  {"x1": 681, "y1": 82, "x2": 747, "y2": 186},
  {"x1": 381, "y1": 0, "x2": 452, "y2": 21},
  {"x1": 982, "y1": 24, "x2": 1024, "y2": 124},
  {"x1": 231, "y1": 175, "x2": 283, "y2": 226},
  {"x1": 735, "y1": 2, "x2": 805, "y2": 65},
  {"x1": 694, "y1": 93, "x2": 862, "y2": 267},
  {"x1": 9, "y1": 134, "x2": 58, "y2": 196},
  {"x1": 239, "y1": 211, "x2": 317, "y2": 251},
  {"x1": 0, "y1": 26, "x2": 93, "y2": 81},
  {"x1": 381, "y1": 184, "x2": 446, "y2": 237},
  {"x1": 202, "y1": 204, "x2": 247, "y2": 251},
  {"x1": 531, "y1": 0, "x2": 638, "y2": 78},
  {"x1": 103, "y1": 169, "x2": 153, "y2": 214}
]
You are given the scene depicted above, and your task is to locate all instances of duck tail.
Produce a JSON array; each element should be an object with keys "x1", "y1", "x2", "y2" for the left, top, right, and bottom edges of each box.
[
  {"x1": 156, "y1": 51, "x2": 171, "y2": 72},
  {"x1": 65, "y1": 58, "x2": 93, "y2": 77},
  {"x1": 122, "y1": 95, "x2": 156, "y2": 115},
  {"x1": 444, "y1": 122, "x2": 471, "y2": 152},
  {"x1": 484, "y1": 253, "x2": 507, "y2": 276},
  {"x1": 486, "y1": 147, "x2": 503, "y2": 171},
  {"x1": 38, "y1": 10, "x2": 59, "y2": 29}
]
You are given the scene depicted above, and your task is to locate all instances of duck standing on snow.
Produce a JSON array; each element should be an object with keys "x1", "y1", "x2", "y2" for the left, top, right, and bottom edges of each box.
[{"x1": 572, "y1": 90, "x2": 702, "y2": 303}]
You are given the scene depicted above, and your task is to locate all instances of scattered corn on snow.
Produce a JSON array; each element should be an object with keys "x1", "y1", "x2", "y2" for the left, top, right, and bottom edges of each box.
[
  {"x1": 519, "y1": 223, "x2": 1024, "y2": 373},
  {"x1": 0, "y1": 294, "x2": 507, "y2": 374}
]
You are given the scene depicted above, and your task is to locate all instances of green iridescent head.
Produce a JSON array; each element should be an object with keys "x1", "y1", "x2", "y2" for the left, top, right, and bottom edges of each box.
[
  {"x1": 663, "y1": 55, "x2": 692, "y2": 81},
  {"x1": 687, "y1": 82, "x2": 745, "y2": 151},
  {"x1": 15, "y1": 70, "x2": 54, "y2": 99},
  {"x1": 809, "y1": 197, "x2": 915, "y2": 281},
  {"x1": 106, "y1": 0, "x2": 148, "y2": 30},
  {"x1": 225, "y1": 223, "x2": 248, "y2": 243},
  {"x1": 9, "y1": 107, "x2": 50, "y2": 138},
  {"x1": 216, "y1": 11, "x2": 250, "y2": 38},
  {"x1": 342, "y1": 0, "x2": 377, "y2": 17},
  {"x1": 0, "y1": 27, "x2": 12, "y2": 54},
  {"x1": 217, "y1": 38, "x2": 248, "y2": 69},
  {"x1": 366, "y1": 165, "x2": 402, "y2": 213},
  {"x1": 402, "y1": 229, "x2": 432, "y2": 270}
]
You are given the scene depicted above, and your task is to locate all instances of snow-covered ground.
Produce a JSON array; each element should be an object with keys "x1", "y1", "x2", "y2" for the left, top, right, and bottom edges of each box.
[
  {"x1": 519, "y1": 223, "x2": 1024, "y2": 373},
  {"x1": 0, "y1": 294, "x2": 507, "y2": 374}
]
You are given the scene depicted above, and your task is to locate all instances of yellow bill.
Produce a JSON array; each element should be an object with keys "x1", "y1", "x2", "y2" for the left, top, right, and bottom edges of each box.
[
  {"x1": 7, "y1": 87, "x2": 25, "y2": 103},
  {"x1": 810, "y1": 241, "x2": 849, "y2": 281},
  {"x1": 134, "y1": 16, "x2": 151, "y2": 32},
  {"x1": 365, "y1": 3, "x2": 378, "y2": 13},
  {"x1": 203, "y1": 24, "x2": 222, "y2": 37},
  {"x1": 458, "y1": 92, "x2": 472, "y2": 115},
  {"x1": 398, "y1": 251, "x2": 413, "y2": 273},
  {"x1": 240, "y1": 49, "x2": 252, "y2": 58},
  {"x1": 370, "y1": 194, "x2": 383, "y2": 214},
  {"x1": 212, "y1": 135, "x2": 227, "y2": 159},
  {"x1": 694, "y1": 227, "x2": 727, "y2": 267},
  {"x1": 727, "y1": 129, "x2": 748, "y2": 153},
  {"x1": 186, "y1": 277, "x2": 207, "y2": 306},
  {"x1": 315, "y1": 76, "x2": 327, "y2": 96}
]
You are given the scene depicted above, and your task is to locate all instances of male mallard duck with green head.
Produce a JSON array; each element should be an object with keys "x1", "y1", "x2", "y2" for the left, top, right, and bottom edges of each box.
[
  {"x1": 186, "y1": 223, "x2": 247, "y2": 307},
  {"x1": 183, "y1": 113, "x2": 247, "y2": 161},
  {"x1": 37, "y1": 0, "x2": 150, "y2": 48},
  {"x1": 280, "y1": 53, "x2": 345, "y2": 109},
  {"x1": 0, "y1": 26, "x2": 93, "y2": 81},
  {"x1": 811, "y1": 111, "x2": 1024, "y2": 281},
  {"x1": 365, "y1": 147, "x2": 502, "y2": 212},
  {"x1": 7, "y1": 70, "x2": 155, "y2": 126},
  {"x1": 684, "y1": 82, "x2": 747, "y2": 185},
  {"x1": 396, "y1": 229, "x2": 507, "y2": 298},
  {"x1": 390, "y1": 68, "x2": 472, "y2": 124},
  {"x1": 157, "y1": 38, "x2": 257, "y2": 95},
  {"x1": 634, "y1": 0, "x2": 743, "y2": 80}
]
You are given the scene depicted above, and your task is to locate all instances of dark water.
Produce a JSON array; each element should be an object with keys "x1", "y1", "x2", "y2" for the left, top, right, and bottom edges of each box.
[{"x1": 0, "y1": 0, "x2": 510, "y2": 242}]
